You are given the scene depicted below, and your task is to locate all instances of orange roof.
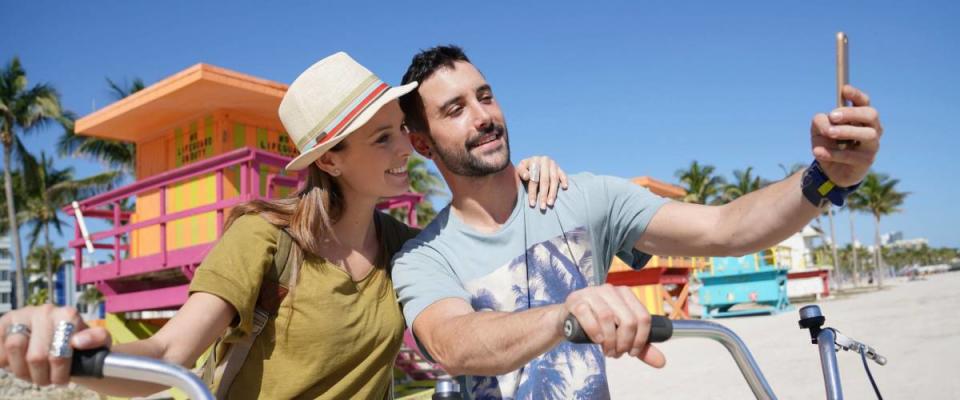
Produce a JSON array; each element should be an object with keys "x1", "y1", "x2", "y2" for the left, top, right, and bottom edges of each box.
[
  {"x1": 75, "y1": 64, "x2": 288, "y2": 143},
  {"x1": 631, "y1": 176, "x2": 685, "y2": 199}
]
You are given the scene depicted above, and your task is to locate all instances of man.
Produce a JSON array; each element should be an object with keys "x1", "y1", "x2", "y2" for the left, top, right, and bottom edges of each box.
[{"x1": 393, "y1": 45, "x2": 881, "y2": 399}]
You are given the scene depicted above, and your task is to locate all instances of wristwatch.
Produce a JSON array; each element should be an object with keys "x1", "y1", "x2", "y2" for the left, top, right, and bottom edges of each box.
[{"x1": 801, "y1": 160, "x2": 861, "y2": 208}]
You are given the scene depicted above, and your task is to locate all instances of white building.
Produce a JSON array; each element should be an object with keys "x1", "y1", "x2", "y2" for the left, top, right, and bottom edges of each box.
[
  {"x1": 776, "y1": 224, "x2": 830, "y2": 271},
  {"x1": 882, "y1": 230, "x2": 929, "y2": 250},
  {"x1": 0, "y1": 235, "x2": 14, "y2": 313}
]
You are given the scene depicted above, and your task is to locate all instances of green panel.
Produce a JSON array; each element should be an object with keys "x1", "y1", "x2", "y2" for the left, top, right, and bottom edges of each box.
[
  {"x1": 257, "y1": 128, "x2": 269, "y2": 196},
  {"x1": 276, "y1": 185, "x2": 292, "y2": 198},
  {"x1": 189, "y1": 120, "x2": 199, "y2": 163},
  {"x1": 260, "y1": 164, "x2": 269, "y2": 197},
  {"x1": 279, "y1": 131, "x2": 295, "y2": 157},
  {"x1": 204, "y1": 115, "x2": 214, "y2": 157},
  {"x1": 233, "y1": 122, "x2": 246, "y2": 149},
  {"x1": 256, "y1": 127, "x2": 268, "y2": 150},
  {"x1": 174, "y1": 127, "x2": 184, "y2": 168}
]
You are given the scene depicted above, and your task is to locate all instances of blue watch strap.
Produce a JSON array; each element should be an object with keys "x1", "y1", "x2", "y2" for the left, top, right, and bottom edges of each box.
[{"x1": 802, "y1": 160, "x2": 860, "y2": 207}]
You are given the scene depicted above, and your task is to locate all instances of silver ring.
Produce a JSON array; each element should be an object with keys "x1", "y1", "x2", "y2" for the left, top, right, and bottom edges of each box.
[
  {"x1": 529, "y1": 163, "x2": 541, "y2": 183},
  {"x1": 49, "y1": 321, "x2": 75, "y2": 358},
  {"x1": 5, "y1": 323, "x2": 31, "y2": 338}
]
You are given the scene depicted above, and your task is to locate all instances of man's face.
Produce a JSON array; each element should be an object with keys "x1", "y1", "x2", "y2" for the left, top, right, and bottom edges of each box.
[{"x1": 417, "y1": 61, "x2": 510, "y2": 177}]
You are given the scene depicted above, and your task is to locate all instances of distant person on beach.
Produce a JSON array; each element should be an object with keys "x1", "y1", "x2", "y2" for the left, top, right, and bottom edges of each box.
[{"x1": 391, "y1": 44, "x2": 884, "y2": 398}]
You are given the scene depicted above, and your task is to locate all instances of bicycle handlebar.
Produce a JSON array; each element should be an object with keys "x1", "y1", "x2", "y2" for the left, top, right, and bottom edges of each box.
[
  {"x1": 563, "y1": 314, "x2": 675, "y2": 344},
  {"x1": 71, "y1": 347, "x2": 213, "y2": 400},
  {"x1": 562, "y1": 314, "x2": 778, "y2": 400}
]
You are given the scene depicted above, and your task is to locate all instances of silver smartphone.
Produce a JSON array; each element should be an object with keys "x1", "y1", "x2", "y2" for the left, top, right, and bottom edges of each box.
[{"x1": 836, "y1": 32, "x2": 856, "y2": 149}]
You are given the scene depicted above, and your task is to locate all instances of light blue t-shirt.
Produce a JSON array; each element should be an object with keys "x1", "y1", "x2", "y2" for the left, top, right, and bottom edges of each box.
[{"x1": 392, "y1": 173, "x2": 669, "y2": 399}]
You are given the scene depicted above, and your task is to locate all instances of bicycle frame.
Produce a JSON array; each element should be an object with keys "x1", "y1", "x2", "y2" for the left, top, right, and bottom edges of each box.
[
  {"x1": 75, "y1": 307, "x2": 881, "y2": 400},
  {"x1": 666, "y1": 307, "x2": 885, "y2": 400},
  {"x1": 800, "y1": 305, "x2": 886, "y2": 400},
  {"x1": 670, "y1": 320, "x2": 777, "y2": 399},
  {"x1": 540, "y1": 305, "x2": 887, "y2": 400}
]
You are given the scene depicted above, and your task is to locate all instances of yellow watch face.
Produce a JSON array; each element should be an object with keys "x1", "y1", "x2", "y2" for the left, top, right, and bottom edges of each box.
[{"x1": 818, "y1": 181, "x2": 836, "y2": 197}]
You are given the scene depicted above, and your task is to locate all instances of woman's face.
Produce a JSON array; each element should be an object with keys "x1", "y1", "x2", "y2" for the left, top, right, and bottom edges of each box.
[{"x1": 320, "y1": 100, "x2": 412, "y2": 199}]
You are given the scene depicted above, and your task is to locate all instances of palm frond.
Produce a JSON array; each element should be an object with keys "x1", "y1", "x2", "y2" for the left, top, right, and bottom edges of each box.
[
  {"x1": 48, "y1": 170, "x2": 122, "y2": 203},
  {"x1": 675, "y1": 160, "x2": 726, "y2": 205},
  {"x1": 106, "y1": 77, "x2": 146, "y2": 100},
  {"x1": 56, "y1": 110, "x2": 84, "y2": 156},
  {"x1": 12, "y1": 82, "x2": 62, "y2": 132}
]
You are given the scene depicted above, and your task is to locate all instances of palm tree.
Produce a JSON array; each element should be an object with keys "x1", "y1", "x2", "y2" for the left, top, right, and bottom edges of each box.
[
  {"x1": 77, "y1": 284, "x2": 104, "y2": 310},
  {"x1": 0, "y1": 169, "x2": 30, "y2": 236},
  {"x1": 57, "y1": 77, "x2": 144, "y2": 178},
  {"x1": 57, "y1": 110, "x2": 135, "y2": 177},
  {"x1": 847, "y1": 172, "x2": 908, "y2": 288},
  {"x1": 821, "y1": 205, "x2": 845, "y2": 288},
  {"x1": 1, "y1": 57, "x2": 64, "y2": 307},
  {"x1": 844, "y1": 202, "x2": 864, "y2": 286},
  {"x1": 106, "y1": 77, "x2": 146, "y2": 100},
  {"x1": 25, "y1": 243, "x2": 72, "y2": 305},
  {"x1": 389, "y1": 155, "x2": 447, "y2": 226},
  {"x1": 675, "y1": 160, "x2": 726, "y2": 205},
  {"x1": 719, "y1": 167, "x2": 766, "y2": 204},
  {"x1": 937, "y1": 247, "x2": 959, "y2": 265},
  {"x1": 20, "y1": 151, "x2": 119, "y2": 303}
]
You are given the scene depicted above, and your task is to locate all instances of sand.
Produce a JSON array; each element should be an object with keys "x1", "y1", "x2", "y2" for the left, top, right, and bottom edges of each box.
[{"x1": 607, "y1": 271, "x2": 960, "y2": 399}]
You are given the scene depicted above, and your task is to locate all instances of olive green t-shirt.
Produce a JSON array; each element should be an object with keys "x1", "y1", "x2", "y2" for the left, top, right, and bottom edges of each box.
[{"x1": 189, "y1": 212, "x2": 419, "y2": 399}]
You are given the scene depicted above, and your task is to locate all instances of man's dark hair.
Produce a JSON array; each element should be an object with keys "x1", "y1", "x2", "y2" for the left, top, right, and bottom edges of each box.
[{"x1": 399, "y1": 45, "x2": 471, "y2": 134}]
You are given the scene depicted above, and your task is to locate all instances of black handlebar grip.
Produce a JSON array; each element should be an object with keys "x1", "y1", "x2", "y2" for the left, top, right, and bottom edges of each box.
[
  {"x1": 563, "y1": 314, "x2": 673, "y2": 344},
  {"x1": 70, "y1": 347, "x2": 110, "y2": 378},
  {"x1": 563, "y1": 314, "x2": 592, "y2": 343},
  {"x1": 648, "y1": 316, "x2": 674, "y2": 342}
]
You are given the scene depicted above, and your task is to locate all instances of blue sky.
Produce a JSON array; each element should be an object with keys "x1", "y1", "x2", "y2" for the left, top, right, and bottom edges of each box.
[{"x1": 3, "y1": 1, "x2": 958, "y2": 249}]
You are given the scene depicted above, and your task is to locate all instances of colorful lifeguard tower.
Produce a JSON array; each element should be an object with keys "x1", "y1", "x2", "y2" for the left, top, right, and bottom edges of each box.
[
  {"x1": 696, "y1": 249, "x2": 793, "y2": 319},
  {"x1": 606, "y1": 178, "x2": 711, "y2": 320},
  {"x1": 63, "y1": 63, "x2": 423, "y2": 357}
]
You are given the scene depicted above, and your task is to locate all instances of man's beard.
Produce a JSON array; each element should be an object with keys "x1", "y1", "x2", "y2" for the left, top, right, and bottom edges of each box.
[{"x1": 433, "y1": 123, "x2": 511, "y2": 177}]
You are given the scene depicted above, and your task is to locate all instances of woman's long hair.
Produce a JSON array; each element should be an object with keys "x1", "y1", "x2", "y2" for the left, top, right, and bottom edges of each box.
[{"x1": 221, "y1": 144, "x2": 347, "y2": 326}]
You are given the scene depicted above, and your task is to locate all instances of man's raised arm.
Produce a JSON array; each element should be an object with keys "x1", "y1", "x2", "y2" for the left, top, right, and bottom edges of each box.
[{"x1": 636, "y1": 85, "x2": 882, "y2": 257}]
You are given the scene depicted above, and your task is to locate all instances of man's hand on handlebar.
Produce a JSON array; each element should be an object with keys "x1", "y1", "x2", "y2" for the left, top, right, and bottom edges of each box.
[{"x1": 560, "y1": 283, "x2": 666, "y2": 368}]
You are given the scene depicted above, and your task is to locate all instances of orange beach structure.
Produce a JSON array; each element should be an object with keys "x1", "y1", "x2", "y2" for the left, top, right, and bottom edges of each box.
[{"x1": 65, "y1": 63, "x2": 421, "y2": 341}]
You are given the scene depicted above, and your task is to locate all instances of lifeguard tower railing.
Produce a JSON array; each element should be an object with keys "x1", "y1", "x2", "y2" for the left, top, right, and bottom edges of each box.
[
  {"x1": 63, "y1": 147, "x2": 421, "y2": 314},
  {"x1": 697, "y1": 246, "x2": 794, "y2": 319},
  {"x1": 607, "y1": 255, "x2": 711, "y2": 320}
]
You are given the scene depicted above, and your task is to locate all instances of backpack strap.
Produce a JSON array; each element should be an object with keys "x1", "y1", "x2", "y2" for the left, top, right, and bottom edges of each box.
[{"x1": 210, "y1": 228, "x2": 297, "y2": 399}]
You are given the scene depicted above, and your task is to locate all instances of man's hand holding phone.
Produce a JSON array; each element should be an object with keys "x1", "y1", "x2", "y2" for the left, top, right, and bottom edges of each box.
[
  {"x1": 806, "y1": 32, "x2": 882, "y2": 188},
  {"x1": 810, "y1": 83, "x2": 882, "y2": 187}
]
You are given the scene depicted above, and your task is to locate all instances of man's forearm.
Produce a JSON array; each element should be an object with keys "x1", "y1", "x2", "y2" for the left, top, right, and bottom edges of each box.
[
  {"x1": 717, "y1": 171, "x2": 820, "y2": 255},
  {"x1": 427, "y1": 304, "x2": 566, "y2": 376}
]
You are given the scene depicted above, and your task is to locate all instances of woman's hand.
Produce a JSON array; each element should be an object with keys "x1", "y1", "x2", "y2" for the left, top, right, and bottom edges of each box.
[
  {"x1": 517, "y1": 156, "x2": 569, "y2": 211},
  {"x1": 0, "y1": 305, "x2": 111, "y2": 386}
]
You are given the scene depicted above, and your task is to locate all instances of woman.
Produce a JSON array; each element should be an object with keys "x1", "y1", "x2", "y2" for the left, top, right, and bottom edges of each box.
[{"x1": 0, "y1": 52, "x2": 567, "y2": 399}]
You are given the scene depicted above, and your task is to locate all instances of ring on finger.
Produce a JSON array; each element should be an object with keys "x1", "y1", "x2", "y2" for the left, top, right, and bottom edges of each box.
[
  {"x1": 5, "y1": 323, "x2": 31, "y2": 338},
  {"x1": 49, "y1": 321, "x2": 75, "y2": 358},
  {"x1": 529, "y1": 163, "x2": 541, "y2": 183}
]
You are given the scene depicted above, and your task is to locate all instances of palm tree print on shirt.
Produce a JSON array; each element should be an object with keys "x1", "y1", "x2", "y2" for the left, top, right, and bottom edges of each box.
[{"x1": 465, "y1": 227, "x2": 610, "y2": 400}]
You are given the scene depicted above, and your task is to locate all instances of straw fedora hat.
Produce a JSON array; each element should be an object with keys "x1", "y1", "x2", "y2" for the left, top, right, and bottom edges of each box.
[{"x1": 279, "y1": 52, "x2": 418, "y2": 171}]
